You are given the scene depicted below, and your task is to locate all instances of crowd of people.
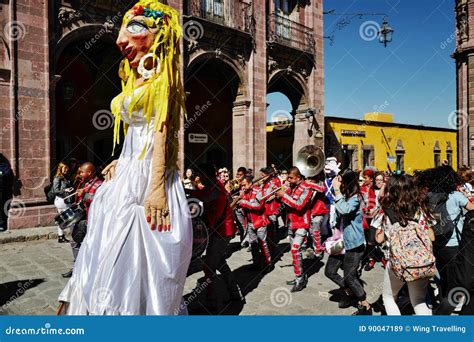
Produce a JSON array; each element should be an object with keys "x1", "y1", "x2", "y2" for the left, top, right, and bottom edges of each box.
[
  {"x1": 3, "y1": 150, "x2": 474, "y2": 315},
  {"x1": 180, "y1": 159, "x2": 474, "y2": 315}
]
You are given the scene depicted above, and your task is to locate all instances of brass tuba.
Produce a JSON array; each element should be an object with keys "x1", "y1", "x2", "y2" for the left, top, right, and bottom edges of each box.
[{"x1": 295, "y1": 145, "x2": 325, "y2": 177}]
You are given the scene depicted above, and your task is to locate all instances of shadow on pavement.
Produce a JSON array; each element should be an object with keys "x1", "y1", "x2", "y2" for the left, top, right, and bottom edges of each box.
[
  {"x1": 186, "y1": 242, "x2": 290, "y2": 315},
  {"x1": 0, "y1": 279, "x2": 45, "y2": 309}
]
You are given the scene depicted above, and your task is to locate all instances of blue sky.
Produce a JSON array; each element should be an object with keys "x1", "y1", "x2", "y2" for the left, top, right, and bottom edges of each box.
[{"x1": 267, "y1": 0, "x2": 457, "y2": 128}]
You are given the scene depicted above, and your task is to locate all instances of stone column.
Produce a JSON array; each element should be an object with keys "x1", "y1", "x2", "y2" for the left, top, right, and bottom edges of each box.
[
  {"x1": 8, "y1": 0, "x2": 55, "y2": 229},
  {"x1": 293, "y1": 110, "x2": 312, "y2": 165},
  {"x1": 469, "y1": 53, "x2": 474, "y2": 165},
  {"x1": 232, "y1": 97, "x2": 251, "y2": 172},
  {"x1": 249, "y1": 0, "x2": 267, "y2": 172}
]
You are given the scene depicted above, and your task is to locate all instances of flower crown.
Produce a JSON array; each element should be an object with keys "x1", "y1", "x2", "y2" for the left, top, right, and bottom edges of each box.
[{"x1": 132, "y1": 5, "x2": 166, "y2": 21}]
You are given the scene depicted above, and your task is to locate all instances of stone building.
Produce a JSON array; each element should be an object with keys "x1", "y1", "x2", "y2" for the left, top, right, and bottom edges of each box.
[
  {"x1": 455, "y1": 0, "x2": 474, "y2": 166},
  {"x1": 0, "y1": 0, "x2": 324, "y2": 229}
]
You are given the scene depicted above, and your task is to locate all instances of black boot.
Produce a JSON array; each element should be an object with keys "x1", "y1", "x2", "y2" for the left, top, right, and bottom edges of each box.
[
  {"x1": 61, "y1": 269, "x2": 73, "y2": 278},
  {"x1": 250, "y1": 243, "x2": 262, "y2": 266},
  {"x1": 291, "y1": 275, "x2": 307, "y2": 292},
  {"x1": 58, "y1": 236, "x2": 69, "y2": 243},
  {"x1": 338, "y1": 296, "x2": 356, "y2": 309},
  {"x1": 352, "y1": 304, "x2": 373, "y2": 315}
]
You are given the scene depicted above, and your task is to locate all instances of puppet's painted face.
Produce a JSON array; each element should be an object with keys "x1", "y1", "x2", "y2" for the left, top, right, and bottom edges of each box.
[{"x1": 116, "y1": 15, "x2": 158, "y2": 68}]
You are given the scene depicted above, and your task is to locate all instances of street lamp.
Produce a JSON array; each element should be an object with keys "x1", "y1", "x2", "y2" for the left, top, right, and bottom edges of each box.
[
  {"x1": 323, "y1": 11, "x2": 393, "y2": 47},
  {"x1": 378, "y1": 20, "x2": 394, "y2": 47}
]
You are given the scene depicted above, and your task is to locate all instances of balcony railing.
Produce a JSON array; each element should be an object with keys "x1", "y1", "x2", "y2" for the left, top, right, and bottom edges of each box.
[
  {"x1": 267, "y1": 12, "x2": 315, "y2": 53},
  {"x1": 185, "y1": 0, "x2": 253, "y2": 34}
]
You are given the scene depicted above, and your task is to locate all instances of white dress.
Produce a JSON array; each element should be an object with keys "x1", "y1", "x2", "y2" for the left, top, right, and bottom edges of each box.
[{"x1": 58, "y1": 90, "x2": 193, "y2": 315}]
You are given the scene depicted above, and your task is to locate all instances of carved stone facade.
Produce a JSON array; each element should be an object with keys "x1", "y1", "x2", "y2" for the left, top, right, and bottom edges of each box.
[
  {"x1": 455, "y1": 0, "x2": 474, "y2": 166},
  {"x1": 183, "y1": 0, "x2": 324, "y2": 171},
  {"x1": 1, "y1": 0, "x2": 324, "y2": 229}
]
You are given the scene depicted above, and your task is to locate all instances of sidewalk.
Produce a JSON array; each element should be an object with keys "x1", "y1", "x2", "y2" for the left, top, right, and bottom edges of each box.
[{"x1": 0, "y1": 226, "x2": 58, "y2": 245}]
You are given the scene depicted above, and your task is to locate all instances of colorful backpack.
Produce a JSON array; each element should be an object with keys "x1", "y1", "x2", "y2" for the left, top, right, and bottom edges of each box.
[{"x1": 384, "y1": 209, "x2": 436, "y2": 282}]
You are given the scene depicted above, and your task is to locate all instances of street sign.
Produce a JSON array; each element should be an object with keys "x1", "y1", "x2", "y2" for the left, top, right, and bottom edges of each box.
[
  {"x1": 387, "y1": 156, "x2": 396, "y2": 163},
  {"x1": 188, "y1": 133, "x2": 208, "y2": 143}
]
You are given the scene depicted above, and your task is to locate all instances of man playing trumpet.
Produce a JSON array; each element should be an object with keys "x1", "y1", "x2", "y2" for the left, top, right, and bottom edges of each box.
[
  {"x1": 275, "y1": 167, "x2": 313, "y2": 292},
  {"x1": 237, "y1": 176, "x2": 273, "y2": 272},
  {"x1": 256, "y1": 167, "x2": 282, "y2": 261}
]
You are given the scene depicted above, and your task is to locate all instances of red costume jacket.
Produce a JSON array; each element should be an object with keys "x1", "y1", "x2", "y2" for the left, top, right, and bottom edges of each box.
[
  {"x1": 281, "y1": 181, "x2": 313, "y2": 230},
  {"x1": 258, "y1": 176, "x2": 282, "y2": 217},
  {"x1": 239, "y1": 186, "x2": 270, "y2": 229},
  {"x1": 189, "y1": 182, "x2": 237, "y2": 238},
  {"x1": 306, "y1": 182, "x2": 329, "y2": 216}
]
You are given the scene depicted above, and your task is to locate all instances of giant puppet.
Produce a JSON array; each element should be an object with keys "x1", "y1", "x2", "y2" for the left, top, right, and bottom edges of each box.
[{"x1": 58, "y1": 1, "x2": 192, "y2": 315}]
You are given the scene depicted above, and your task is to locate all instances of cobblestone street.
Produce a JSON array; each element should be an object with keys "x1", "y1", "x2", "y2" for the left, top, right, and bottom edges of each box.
[{"x1": 0, "y1": 234, "x2": 386, "y2": 316}]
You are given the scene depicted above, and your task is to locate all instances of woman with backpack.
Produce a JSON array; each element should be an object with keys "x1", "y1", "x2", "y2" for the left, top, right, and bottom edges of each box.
[
  {"x1": 52, "y1": 162, "x2": 73, "y2": 243},
  {"x1": 374, "y1": 174, "x2": 435, "y2": 315},
  {"x1": 427, "y1": 166, "x2": 474, "y2": 314},
  {"x1": 331, "y1": 169, "x2": 371, "y2": 315}
]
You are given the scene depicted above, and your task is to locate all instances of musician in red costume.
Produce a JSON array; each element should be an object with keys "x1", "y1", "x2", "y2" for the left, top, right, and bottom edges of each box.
[
  {"x1": 238, "y1": 176, "x2": 273, "y2": 272},
  {"x1": 275, "y1": 167, "x2": 313, "y2": 292},
  {"x1": 257, "y1": 166, "x2": 282, "y2": 261},
  {"x1": 306, "y1": 175, "x2": 328, "y2": 259},
  {"x1": 189, "y1": 164, "x2": 242, "y2": 309}
]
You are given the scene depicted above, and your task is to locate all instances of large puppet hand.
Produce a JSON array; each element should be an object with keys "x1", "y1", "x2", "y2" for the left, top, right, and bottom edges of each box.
[
  {"x1": 144, "y1": 184, "x2": 170, "y2": 232},
  {"x1": 102, "y1": 160, "x2": 118, "y2": 182},
  {"x1": 146, "y1": 122, "x2": 170, "y2": 232}
]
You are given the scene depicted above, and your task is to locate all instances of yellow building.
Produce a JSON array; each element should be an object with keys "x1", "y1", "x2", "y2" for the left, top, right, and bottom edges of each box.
[{"x1": 325, "y1": 113, "x2": 457, "y2": 172}]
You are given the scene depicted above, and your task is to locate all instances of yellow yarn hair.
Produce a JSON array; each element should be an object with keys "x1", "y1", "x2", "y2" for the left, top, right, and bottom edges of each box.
[{"x1": 110, "y1": 0, "x2": 185, "y2": 167}]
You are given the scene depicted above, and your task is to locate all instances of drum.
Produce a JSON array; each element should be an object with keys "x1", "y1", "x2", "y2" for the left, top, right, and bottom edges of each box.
[
  {"x1": 192, "y1": 217, "x2": 209, "y2": 259},
  {"x1": 54, "y1": 203, "x2": 85, "y2": 229}
]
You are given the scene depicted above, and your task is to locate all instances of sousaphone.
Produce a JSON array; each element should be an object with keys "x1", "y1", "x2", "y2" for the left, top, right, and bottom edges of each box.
[{"x1": 295, "y1": 145, "x2": 325, "y2": 177}]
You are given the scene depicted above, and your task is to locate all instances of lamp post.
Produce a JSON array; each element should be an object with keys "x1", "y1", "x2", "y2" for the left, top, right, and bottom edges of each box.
[
  {"x1": 323, "y1": 11, "x2": 394, "y2": 47},
  {"x1": 378, "y1": 20, "x2": 394, "y2": 47}
]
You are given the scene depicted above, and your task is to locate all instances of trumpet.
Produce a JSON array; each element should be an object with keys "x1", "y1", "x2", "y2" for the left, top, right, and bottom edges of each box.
[
  {"x1": 225, "y1": 178, "x2": 241, "y2": 194},
  {"x1": 258, "y1": 185, "x2": 286, "y2": 203},
  {"x1": 251, "y1": 170, "x2": 277, "y2": 185},
  {"x1": 230, "y1": 183, "x2": 257, "y2": 209}
]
